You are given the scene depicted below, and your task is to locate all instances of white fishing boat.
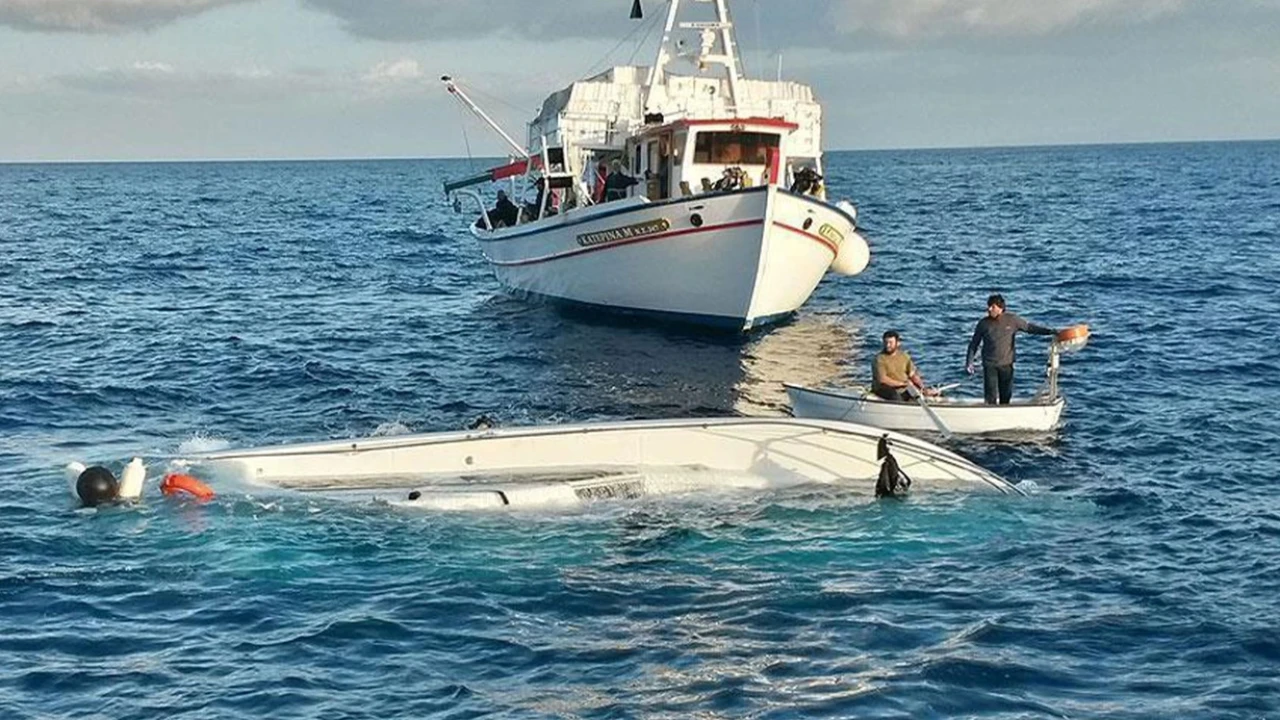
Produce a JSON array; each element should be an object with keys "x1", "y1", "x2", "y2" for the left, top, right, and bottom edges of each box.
[
  {"x1": 785, "y1": 326, "x2": 1091, "y2": 436},
  {"x1": 171, "y1": 417, "x2": 1021, "y2": 511},
  {"x1": 441, "y1": 0, "x2": 869, "y2": 331}
]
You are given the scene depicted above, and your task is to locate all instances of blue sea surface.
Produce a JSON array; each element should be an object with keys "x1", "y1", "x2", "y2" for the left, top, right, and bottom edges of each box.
[{"x1": 2, "y1": 142, "x2": 1278, "y2": 718}]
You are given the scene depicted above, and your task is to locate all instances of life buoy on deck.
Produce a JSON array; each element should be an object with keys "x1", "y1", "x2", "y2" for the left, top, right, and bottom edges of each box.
[
  {"x1": 1055, "y1": 324, "x2": 1090, "y2": 353},
  {"x1": 1049, "y1": 322, "x2": 1090, "y2": 353},
  {"x1": 160, "y1": 473, "x2": 216, "y2": 501}
]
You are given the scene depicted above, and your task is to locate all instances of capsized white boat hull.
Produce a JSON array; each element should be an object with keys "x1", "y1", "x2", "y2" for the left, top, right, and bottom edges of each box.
[
  {"x1": 476, "y1": 186, "x2": 866, "y2": 330},
  {"x1": 786, "y1": 384, "x2": 1065, "y2": 434},
  {"x1": 174, "y1": 417, "x2": 1020, "y2": 510}
]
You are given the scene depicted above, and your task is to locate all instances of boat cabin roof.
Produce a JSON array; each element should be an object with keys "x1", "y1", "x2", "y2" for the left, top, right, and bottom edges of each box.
[{"x1": 632, "y1": 116, "x2": 799, "y2": 140}]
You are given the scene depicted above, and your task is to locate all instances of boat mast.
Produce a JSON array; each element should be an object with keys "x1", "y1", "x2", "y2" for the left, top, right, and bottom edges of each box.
[
  {"x1": 441, "y1": 75, "x2": 530, "y2": 159},
  {"x1": 644, "y1": 0, "x2": 744, "y2": 111}
]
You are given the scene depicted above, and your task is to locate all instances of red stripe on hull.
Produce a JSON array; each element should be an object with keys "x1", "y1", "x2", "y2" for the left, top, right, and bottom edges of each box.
[{"x1": 771, "y1": 222, "x2": 840, "y2": 257}]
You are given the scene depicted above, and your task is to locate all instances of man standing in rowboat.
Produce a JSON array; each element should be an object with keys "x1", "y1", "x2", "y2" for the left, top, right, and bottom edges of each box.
[
  {"x1": 872, "y1": 330, "x2": 934, "y2": 402},
  {"x1": 965, "y1": 294, "x2": 1058, "y2": 405}
]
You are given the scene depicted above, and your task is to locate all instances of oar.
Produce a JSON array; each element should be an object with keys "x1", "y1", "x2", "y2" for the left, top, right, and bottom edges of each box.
[{"x1": 907, "y1": 384, "x2": 954, "y2": 440}]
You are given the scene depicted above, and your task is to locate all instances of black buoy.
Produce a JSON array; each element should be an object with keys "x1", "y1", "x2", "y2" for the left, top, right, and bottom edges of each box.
[{"x1": 76, "y1": 466, "x2": 119, "y2": 507}]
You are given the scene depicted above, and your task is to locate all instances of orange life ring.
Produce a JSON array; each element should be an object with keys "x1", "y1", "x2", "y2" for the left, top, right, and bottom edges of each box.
[
  {"x1": 1056, "y1": 324, "x2": 1090, "y2": 343},
  {"x1": 160, "y1": 473, "x2": 216, "y2": 501}
]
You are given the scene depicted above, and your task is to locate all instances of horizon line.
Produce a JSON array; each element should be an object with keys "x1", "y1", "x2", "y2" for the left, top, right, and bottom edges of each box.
[{"x1": 2, "y1": 136, "x2": 1276, "y2": 166}]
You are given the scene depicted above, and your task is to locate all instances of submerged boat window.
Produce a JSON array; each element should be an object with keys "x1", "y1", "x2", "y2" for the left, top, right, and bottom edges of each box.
[{"x1": 694, "y1": 131, "x2": 780, "y2": 164}]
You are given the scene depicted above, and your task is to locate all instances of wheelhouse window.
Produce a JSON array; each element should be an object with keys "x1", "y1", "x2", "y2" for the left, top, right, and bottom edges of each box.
[{"x1": 693, "y1": 131, "x2": 780, "y2": 164}]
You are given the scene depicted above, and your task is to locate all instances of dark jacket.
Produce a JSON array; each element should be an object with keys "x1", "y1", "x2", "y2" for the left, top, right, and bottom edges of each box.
[
  {"x1": 966, "y1": 312, "x2": 1055, "y2": 367},
  {"x1": 494, "y1": 197, "x2": 518, "y2": 227},
  {"x1": 604, "y1": 172, "x2": 639, "y2": 201}
]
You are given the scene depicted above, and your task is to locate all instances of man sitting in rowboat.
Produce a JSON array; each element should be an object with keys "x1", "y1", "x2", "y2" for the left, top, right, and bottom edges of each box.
[{"x1": 872, "y1": 330, "x2": 938, "y2": 402}]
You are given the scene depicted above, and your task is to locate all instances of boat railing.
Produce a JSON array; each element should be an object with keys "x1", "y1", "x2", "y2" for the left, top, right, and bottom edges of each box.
[{"x1": 454, "y1": 189, "x2": 493, "y2": 231}]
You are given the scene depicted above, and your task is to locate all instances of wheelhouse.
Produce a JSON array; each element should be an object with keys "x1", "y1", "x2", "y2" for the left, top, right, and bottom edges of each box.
[{"x1": 608, "y1": 117, "x2": 824, "y2": 202}]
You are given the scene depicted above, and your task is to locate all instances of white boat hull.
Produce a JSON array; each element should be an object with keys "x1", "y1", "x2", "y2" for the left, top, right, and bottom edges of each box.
[
  {"x1": 786, "y1": 384, "x2": 1065, "y2": 435},
  {"x1": 474, "y1": 186, "x2": 867, "y2": 330},
  {"x1": 176, "y1": 417, "x2": 1019, "y2": 511}
]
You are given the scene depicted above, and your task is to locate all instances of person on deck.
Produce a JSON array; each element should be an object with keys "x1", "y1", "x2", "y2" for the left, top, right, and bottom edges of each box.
[
  {"x1": 604, "y1": 159, "x2": 639, "y2": 201},
  {"x1": 872, "y1": 330, "x2": 933, "y2": 402},
  {"x1": 523, "y1": 178, "x2": 558, "y2": 220},
  {"x1": 591, "y1": 161, "x2": 609, "y2": 204},
  {"x1": 965, "y1": 294, "x2": 1058, "y2": 405},
  {"x1": 475, "y1": 189, "x2": 519, "y2": 229},
  {"x1": 493, "y1": 190, "x2": 518, "y2": 227}
]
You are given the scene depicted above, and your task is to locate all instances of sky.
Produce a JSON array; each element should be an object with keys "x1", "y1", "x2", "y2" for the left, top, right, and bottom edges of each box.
[{"x1": 0, "y1": 0, "x2": 1277, "y2": 161}]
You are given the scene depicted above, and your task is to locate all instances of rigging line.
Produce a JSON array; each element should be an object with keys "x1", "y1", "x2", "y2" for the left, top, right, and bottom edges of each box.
[
  {"x1": 724, "y1": 0, "x2": 750, "y2": 104},
  {"x1": 729, "y1": 0, "x2": 747, "y2": 78},
  {"x1": 463, "y1": 80, "x2": 535, "y2": 119},
  {"x1": 460, "y1": 119, "x2": 475, "y2": 172},
  {"x1": 579, "y1": 7, "x2": 660, "y2": 81},
  {"x1": 626, "y1": 7, "x2": 663, "y2": 65},
  {"x1": 753, "y1": 0, "x2": 763, "y2": 81}
]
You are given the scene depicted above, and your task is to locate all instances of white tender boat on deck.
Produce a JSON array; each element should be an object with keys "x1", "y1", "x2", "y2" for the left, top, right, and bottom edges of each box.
[
  {"x1": 442, "y1": 0, "x2": 869, "y2": 331},
  {"x1": 173, "y1": 417, "x2": 1021, "y2": 511},
  {"x1": 786, "y1": 326, "x2": 1091, "y2": 436}
]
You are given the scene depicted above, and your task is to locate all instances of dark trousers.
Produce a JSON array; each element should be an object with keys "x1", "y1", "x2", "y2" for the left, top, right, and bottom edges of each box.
[
  {"x1": 983, "y1": 364, "x2": 1014, "y2": 405},
  {"x1": 873, "y1": 385, "x2": 912, "y2": 402}
]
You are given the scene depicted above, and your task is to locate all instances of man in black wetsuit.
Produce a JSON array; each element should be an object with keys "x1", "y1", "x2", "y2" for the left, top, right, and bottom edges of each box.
[{"x1": 965, "y1": 294, "x2": 1057, "y2": 405}]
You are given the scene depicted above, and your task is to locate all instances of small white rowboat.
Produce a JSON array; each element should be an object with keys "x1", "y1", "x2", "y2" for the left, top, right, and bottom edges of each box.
[
  {"x1": 785, "y1": 325, "x2": 1090, "y2": 436},
  {"x1": 172, "y1": 417, "x2": 1021, "y2": 511},
  {"x1": 785, "y1": 384, "x2": 1065, "y2": 434}
]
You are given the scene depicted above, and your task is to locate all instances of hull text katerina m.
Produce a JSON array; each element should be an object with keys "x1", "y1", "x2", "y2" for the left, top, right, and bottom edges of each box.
[{"x1": 442, "y1": 0, "x2": 870, "y2": 331}]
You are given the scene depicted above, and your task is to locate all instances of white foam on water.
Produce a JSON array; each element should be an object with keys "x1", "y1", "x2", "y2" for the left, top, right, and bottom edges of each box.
[
  {"x1": 370, "y1": 421, "x2": 413, "y2": 437},
  {"x1": 177, "y1": 434, "x2": 233, "y2": 454}
]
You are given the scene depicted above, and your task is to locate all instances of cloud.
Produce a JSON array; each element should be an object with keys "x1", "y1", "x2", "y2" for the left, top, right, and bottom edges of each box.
[
  {"x1": 828, "y1": 0, "x2": 1189, "y2": 38},
  {"x1": 0, "y1": 0, "x2": 252, "y2": 33},
  {"x1": 40, "y1": 59, "x2": 435, "y2": 102},
  {"x1": 362, "y1": 58, "x2": 424, "y2": 85},
  {"x1": 52, "y1": 61, "x2": 327, "y2": 101}
]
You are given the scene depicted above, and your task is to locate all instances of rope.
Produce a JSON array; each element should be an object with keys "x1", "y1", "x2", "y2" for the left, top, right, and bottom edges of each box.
[
  {"x1": 460, "y1": 121, "x2": 475, "y2": 172},
  {"x1": 465, "y1": 82, "x2": 535, "y2": 119},
  {"x1": 581, "y1": 5, "x2": 664, "y2": 81},
  {"x1": 752, "y1": 0, "x2": 763, "y2": 79},
  {"x1": 627, "y1": 9, "x2": 663, "y2": 65}
]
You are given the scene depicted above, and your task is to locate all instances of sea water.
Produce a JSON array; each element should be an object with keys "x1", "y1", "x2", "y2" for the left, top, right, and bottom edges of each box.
[{"x1": 2, "y1": 142, "x2": 1278, "y2": 718}]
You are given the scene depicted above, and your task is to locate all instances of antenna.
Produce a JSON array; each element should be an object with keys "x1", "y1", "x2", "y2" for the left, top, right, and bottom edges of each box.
[{"x1": 645, "y1": 0, "x2": 744, "y2": 108}]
